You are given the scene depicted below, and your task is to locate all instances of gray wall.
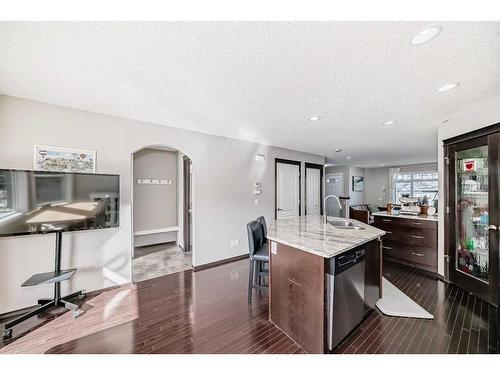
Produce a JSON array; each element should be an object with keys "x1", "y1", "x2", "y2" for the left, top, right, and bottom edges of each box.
[
  {"x1": 364, "y1": 167, "x2": 390, "y2": 207},
  {"x1": 324, "y1": 166, "x2": 349, "y2": 217},
  {"x1": 133, "y1": 148, "x2": 178, "y2": 232},
  {"x1": 0, "y1": 95, "x2": 324, "y2": 313},
  {"x1": 348, "y1": 167, "x2": 365, "y2": 206},
  {"x1": 325, "y1": 165, "x2": 366, "y2": 214}
]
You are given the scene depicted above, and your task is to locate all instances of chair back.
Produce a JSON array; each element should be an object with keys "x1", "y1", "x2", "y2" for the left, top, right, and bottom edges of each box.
[
  {"x1": 256, "y1": 216, "x2": 267, "y2": 238},
  {"x1": 246, "y1": 220, "x2": 265, "y2": 256}
]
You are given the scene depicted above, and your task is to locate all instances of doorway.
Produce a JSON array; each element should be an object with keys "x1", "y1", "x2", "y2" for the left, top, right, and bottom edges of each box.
[
  {"x1": 275, "y1": 159, "x2": 301, "y2": 219},
  {"x1": 325, "y1": 172, "x2": 344, "y2": 217},
  {"x1": 305, "y1": 163, "x2": 323, "y2": 216},
  {"x1": 131, "y1": 146, "x2": 193, "y2": 282},
  {"x1": 183, "y1": 155, "x2": 192, "y2": 253}
]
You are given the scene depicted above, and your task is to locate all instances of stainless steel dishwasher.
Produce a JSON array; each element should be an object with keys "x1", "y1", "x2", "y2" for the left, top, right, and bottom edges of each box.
[{"x1": 326, "y1": 246, "x2": 366, "y2": 351}]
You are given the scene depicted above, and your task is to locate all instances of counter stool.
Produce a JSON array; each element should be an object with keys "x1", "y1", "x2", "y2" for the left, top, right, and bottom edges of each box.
[{"x1": 246, "y1": 219, "x2": 269, "y2": 303}]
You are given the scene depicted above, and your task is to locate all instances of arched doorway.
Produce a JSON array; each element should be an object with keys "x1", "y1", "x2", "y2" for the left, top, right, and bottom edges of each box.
[{"x1": 130, "y1": 145, "x2": 193, "y2": 282}]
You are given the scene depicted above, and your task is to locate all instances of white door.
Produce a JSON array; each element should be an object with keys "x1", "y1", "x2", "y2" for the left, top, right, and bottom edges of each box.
[
  {"x1": 325, "y1": 173, "x2": 344, "y2": 217},
  {"x1": 306, "y1": 168, "x2": 321, "y2": 215},
  {"x1": 276, "y1": 162, "x2": 300, "y2": 219}
]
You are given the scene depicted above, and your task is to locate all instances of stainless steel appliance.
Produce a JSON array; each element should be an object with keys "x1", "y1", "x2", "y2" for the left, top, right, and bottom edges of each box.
[{"x1": 326, "y1": 246, "x2": 366, "y2": 350}]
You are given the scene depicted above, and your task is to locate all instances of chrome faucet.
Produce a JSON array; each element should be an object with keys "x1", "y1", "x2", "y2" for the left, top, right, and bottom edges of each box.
[{"x1": 324, "y1": 195, "x2": 343, "y2": 224}]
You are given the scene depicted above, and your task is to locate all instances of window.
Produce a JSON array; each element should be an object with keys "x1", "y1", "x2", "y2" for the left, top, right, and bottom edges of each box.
[{"x1": 395, "y1": 171, "x2": 438, "y2": 205}]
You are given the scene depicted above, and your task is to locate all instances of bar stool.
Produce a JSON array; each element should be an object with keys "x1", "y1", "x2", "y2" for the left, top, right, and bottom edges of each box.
[{"x1": 246, "y1": 219, "x2": 269, "y2": 303}]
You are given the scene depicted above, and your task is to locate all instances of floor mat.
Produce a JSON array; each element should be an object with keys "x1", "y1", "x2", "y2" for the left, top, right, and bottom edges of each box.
[{"x1": 376, "y1": 277, "x2": 433, "y2": 319}]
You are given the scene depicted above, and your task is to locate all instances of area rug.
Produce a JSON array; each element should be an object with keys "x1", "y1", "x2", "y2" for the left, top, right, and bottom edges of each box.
[{"x1": 376, "y1": 277, "x2": 434, "y2": 319}]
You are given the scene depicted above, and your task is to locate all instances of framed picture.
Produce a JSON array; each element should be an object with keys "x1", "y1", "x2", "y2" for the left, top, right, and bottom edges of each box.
[
  {"x1": 34, "y1": 145, "x2": 96, "y2": 173},
  {"x1": 352, "y1": 176, "x2": 364, "y2": 192}
]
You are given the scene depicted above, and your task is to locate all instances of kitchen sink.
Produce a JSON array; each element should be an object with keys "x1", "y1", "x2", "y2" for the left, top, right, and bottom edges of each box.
[{"x1": 327, "y1": 218, "x2": 365, "y2": 230}]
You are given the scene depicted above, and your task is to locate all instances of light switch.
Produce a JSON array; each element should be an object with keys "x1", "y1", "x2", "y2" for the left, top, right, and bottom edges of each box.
[{"x1": 255, "y1": 154, "x2": 265, "y2": 161}]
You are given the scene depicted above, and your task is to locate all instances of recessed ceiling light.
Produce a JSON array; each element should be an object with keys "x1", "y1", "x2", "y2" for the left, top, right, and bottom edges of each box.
[
  {"x1": 438, "y1": 83, "x2": 460, "y2": 92},
  {"x1": 310, "y1": 116, "x2": 321, "y2": 121},
  {"x1": 383, "y1": 120, "x2": 396, "y2": 126},
  {"x1": 346, "y1": 156, "x2": 352, "y2": 160},
  {"x1": 410, "y1": 25, "x2": 442, "y2": 45},
  {"x1": 335, "y1": 148, "x2": 342, "y2": 153}
]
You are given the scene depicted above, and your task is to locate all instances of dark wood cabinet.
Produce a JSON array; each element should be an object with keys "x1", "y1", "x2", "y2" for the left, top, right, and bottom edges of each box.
[
  {"x1": 269, "y1": 239, "x2": 382, "y2": 354},
  {"x1": 363, "y1": 238, "x2": 382, "y2": 311},
  {"x1": 269, "y1": 241, "x2": 325, "y2": 354},
  {"x1": 373, "y1": 215, "x2": 438, "y2": 273},
  {"x1": 444, "y1": 124, "x2": 500, "y2": 307}
]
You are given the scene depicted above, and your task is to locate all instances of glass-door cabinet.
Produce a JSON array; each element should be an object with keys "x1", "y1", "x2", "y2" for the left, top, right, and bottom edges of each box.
[{"x1": 445, "y1": 130, "x2": 499, "y2": 307}]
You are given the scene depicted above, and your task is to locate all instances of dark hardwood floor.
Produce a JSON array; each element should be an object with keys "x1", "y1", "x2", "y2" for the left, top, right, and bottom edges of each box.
[
  {"x1": 333, "y1": 261, "x2": 499, "y2": 354},
  {"x1": 0, "y1": 259, "x2": 303, "y2": 354},
  {"x1": 1, "y1": 258, "x2": 498, "y2": 354}
]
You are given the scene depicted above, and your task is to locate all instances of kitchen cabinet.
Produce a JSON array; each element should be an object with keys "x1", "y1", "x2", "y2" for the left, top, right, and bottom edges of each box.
[
  {"x1": 269, "y1": 240, "x2": 382, "y2": 353},
  {"x1": 269, "y1": 242, "x2": 325, "y2": 354},
  {"x1": 373, "y1": 214, "x2": 438, "y2": 273},
  {"x1": 364, "y1": 239, "x2": 382, "y2": 311}
]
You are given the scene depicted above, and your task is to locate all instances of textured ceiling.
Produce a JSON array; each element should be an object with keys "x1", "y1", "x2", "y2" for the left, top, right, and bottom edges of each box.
[{"x1": 1, "y1": 22, "x2": 499, "y2": 167}]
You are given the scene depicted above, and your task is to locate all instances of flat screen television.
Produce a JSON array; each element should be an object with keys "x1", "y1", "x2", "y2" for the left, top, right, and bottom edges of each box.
[{"x1": 0, "y1": 169, "x2": 119, "y2": 237}]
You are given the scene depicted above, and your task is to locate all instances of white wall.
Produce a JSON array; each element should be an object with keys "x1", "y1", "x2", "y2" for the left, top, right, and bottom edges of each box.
[
  {"x1": 437, "y1": 95, "x2": 500, "y2": 277},
  {"x1": 0, "y1": 95, "x2": 324, "y2": 313}
]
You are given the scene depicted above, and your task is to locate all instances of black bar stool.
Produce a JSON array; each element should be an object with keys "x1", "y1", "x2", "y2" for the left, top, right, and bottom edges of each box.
[{"x1": 246, "y1": 218, "x2": 269, "y2": 303}]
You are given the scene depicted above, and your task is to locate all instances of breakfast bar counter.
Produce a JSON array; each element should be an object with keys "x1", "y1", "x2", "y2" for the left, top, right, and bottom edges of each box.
[{"x1": 267, "y1": 215, "x2": 386, "y2": 258}]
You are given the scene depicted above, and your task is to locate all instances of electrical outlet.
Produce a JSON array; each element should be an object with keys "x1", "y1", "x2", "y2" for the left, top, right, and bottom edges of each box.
[{"x1": 230, "y1": 240, "x2": 240, "y2": 248}]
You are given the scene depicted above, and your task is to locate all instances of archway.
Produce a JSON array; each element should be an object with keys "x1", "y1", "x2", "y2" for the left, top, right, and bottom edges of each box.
[{"x1": 130, "y1": 145, "x2": 193, "y2": 282}]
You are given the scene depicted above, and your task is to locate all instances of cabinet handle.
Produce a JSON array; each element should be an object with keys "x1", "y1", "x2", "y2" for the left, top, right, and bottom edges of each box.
[
  {"x1": 385, "y1": 231, "x2": 392, "y2": 234},
  {"x1": 412, "y1": 222, "x2": 423, "y2": 225},
  {"x1": 382, "y1": 219, "x2": 392, "y2": 222},
  {"x1": 412, "y1": 252, "x2": 424, "y2": 257},
  {"x1": 382, "y1": 246, "x2": 392, "y2": 250},
  {"x1": 411, "y1": 235, "x2": 424, "y2": 239}
]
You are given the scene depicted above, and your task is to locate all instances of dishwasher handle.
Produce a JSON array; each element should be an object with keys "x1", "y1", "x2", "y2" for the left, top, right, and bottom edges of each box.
[
  {"x1": 334, "y1": 248, "x2": 366, "y2": 275},
  {"x1": 337, "y1": 254, "x2": 357, "y2": 268}
]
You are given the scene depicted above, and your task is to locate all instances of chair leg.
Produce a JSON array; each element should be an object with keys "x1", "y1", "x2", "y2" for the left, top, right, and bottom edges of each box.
[
  {"x1": 248, "y1": 259, "x2": 254, "y2": 304},
  {"x1": 262, "y1": 262, "x2": 266, "y2": 284},
  {"x1": 254, "y1": 260, "x2": 260, "y2": 286}
]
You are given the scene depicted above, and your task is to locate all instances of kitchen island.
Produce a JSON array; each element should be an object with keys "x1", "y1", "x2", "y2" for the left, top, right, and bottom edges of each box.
[{"x1": 266, "y1": 215, "x2": 385, "y2": 353}]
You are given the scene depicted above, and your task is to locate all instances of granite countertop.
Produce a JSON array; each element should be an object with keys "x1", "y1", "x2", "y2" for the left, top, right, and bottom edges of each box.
[
  {"x1": 372, "y1": 211, "x2": 438, "y2": 222},
  {"x1": 266, "y1": 215, "x2": 385, "y2": 258}
]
